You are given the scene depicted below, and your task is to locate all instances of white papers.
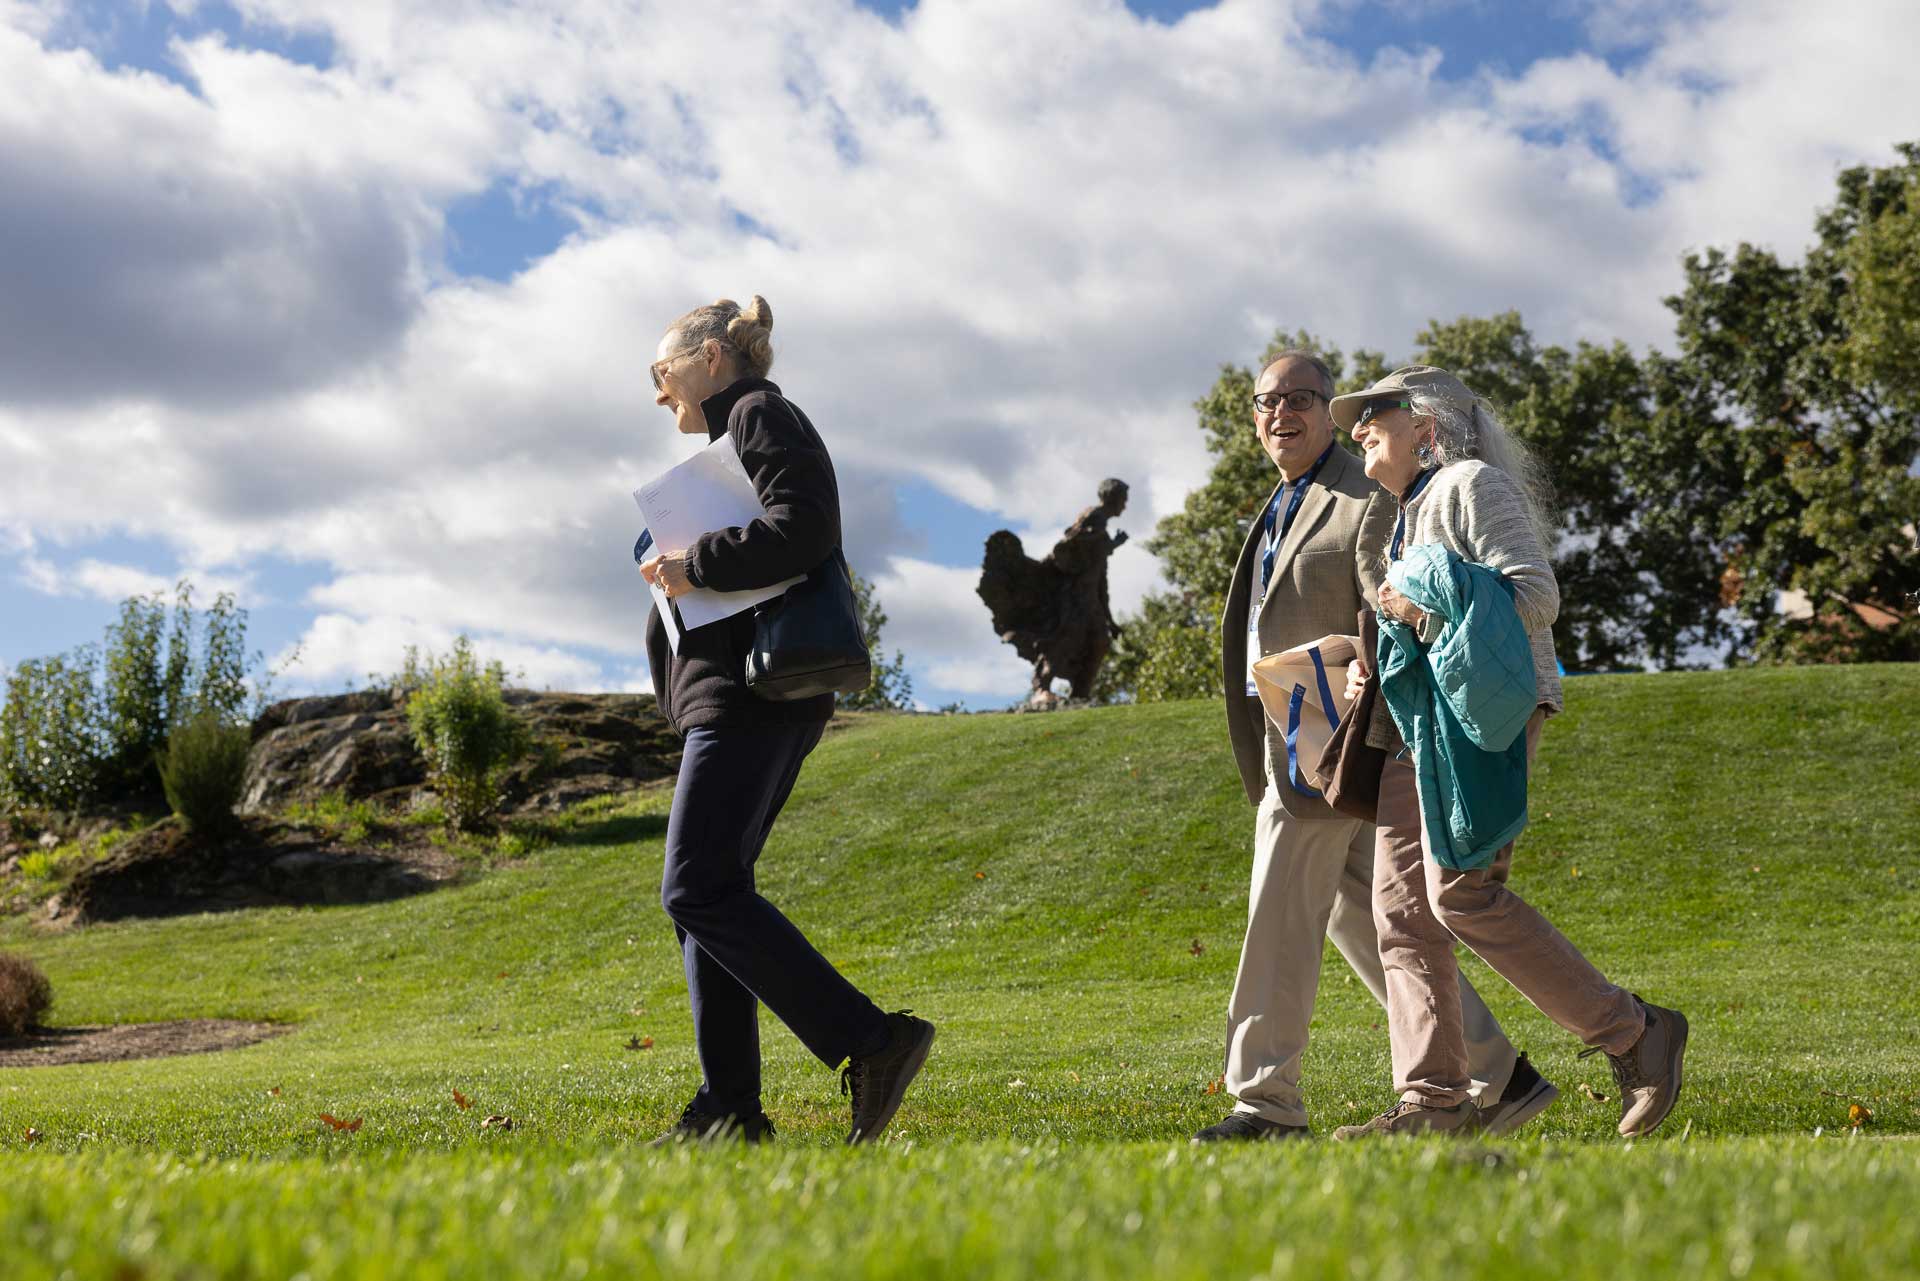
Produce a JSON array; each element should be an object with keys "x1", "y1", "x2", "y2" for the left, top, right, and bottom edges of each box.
[{"x1": 632, "y1": 435, "x2": 805, "y2": 634}]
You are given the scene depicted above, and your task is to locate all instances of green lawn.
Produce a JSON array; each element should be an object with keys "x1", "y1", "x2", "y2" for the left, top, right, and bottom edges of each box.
[{"x1": 3, "y1": 666, "x2": 1917, "y2": 1279}]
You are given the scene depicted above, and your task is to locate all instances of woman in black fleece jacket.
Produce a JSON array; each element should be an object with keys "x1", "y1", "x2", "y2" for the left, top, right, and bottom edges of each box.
[{"x1": 636, "y1": 296, "x2": 933, "y2": 1146}]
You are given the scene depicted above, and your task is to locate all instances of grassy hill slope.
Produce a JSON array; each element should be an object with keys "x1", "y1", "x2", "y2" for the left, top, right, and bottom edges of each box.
[{"x1": 1, "y1": 665, "x2": 1916, "y2": 1278}]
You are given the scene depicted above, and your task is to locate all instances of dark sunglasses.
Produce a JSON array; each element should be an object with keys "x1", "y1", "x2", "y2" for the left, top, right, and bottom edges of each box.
[
  {"x1": 1251, "y1": 387, "x2": 1327, "y2": 415},
  {"x1": 1354, "y1": 398, "x2": 1412, "y2": 429}
]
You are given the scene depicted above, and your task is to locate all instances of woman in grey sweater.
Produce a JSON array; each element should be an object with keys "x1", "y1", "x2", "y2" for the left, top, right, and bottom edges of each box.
[{"x1": 1330, "y1": 365, "x2": 1688, "y2": 1141}]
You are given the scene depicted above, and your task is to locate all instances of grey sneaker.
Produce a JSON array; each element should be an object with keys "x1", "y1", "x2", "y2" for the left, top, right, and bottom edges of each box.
[
  {"x1": 842, "y1": 1010, "x2": 936, "y2": 1144},
  {"x1": 1581, "y1": 996, "x2": 1688, "y2": 1137},
  {"x1": 1472, "y1": 1052, "x2": 1560, "y2": 1136},
  {"x1": 1332, "y1": 1098, "x2": 1475, "y2": 1141},
  {"x1": 1192, "y1": 1112, "x2": 1309, "y2": 1143}
]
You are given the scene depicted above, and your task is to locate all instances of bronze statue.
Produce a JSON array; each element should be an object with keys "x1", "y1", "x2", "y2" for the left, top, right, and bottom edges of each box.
[{"x1": 978, "y1": 478, "x2": 1130, "y2": 704}]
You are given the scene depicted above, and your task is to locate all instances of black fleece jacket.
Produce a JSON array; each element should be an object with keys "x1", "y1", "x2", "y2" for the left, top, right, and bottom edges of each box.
[{"x1": 644, "y1": 377, "x2": 839, "y2": 732}]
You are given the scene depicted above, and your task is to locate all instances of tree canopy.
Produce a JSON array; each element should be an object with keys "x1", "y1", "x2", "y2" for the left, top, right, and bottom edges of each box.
[{"x1": 1107, "y1": 142, "x2": 1919, "y2": 701}]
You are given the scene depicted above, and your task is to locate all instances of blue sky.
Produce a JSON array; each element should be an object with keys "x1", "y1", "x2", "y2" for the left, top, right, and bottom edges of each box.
[{"x1": 3, "y1": 0, "x2": 1911, "y2": 710}]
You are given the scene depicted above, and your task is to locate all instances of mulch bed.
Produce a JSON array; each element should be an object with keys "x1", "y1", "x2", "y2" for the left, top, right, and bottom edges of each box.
[{"x1": 0, "y1": 1019, "x2": 290, "y2": 1068}]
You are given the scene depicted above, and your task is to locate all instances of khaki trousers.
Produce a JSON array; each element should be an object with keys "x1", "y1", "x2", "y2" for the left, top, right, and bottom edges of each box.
[
  {"x1": 1223, "y1": 783, "x2": 1517, "y2": 1127},
  {"x1": 1373, "y1": 711, "x2": 1644, "y2": 1107}
]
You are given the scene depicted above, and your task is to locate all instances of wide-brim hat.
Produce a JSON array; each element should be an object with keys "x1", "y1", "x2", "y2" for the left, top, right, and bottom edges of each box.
[{"x1": 1329, "y1": 365, "x2": 1477, "y2": 431}]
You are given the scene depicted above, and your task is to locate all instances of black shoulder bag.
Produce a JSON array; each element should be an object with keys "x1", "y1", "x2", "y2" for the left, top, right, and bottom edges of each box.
[{"x1": 744, "y1": 548, "x2": 873, "y2": 700}]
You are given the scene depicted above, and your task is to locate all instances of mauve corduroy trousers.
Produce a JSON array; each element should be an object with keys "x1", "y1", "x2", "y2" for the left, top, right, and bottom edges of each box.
[{"x1": 1372, "y1": 710, "x2": 1644, "y2": 1107}]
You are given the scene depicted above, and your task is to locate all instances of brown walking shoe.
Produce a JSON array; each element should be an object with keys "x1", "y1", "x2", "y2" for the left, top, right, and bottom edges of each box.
[
  {"x1": 1331, "y1": 1098, "x2": 1475, "y2": 1141},
  {"x1": 1580, "y1": 996, "x2": 1688, "y2": 1137}
]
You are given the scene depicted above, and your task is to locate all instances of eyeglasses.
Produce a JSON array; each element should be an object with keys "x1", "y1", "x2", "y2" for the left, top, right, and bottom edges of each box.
[
  {"x1": 650, "y1": 346, "x2": 707, "y2": 391},
  {"x1": 1251, "y1": 387, "x2": 1327, "y2": 416},
  {"x1": 1353, "y1": 398, "x2": 1412, "y2": 429}
]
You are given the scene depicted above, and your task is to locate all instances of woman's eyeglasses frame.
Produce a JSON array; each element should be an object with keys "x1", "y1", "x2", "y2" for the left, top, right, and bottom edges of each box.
[{"x1": 650, "y1": 346, "x2": 709, "y2": 392}]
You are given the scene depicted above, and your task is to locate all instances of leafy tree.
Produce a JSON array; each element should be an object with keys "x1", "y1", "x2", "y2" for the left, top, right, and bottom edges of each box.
[
  {"x1": 1412, "y1": 314, "x2": 1737, "y2": 669},
  {"x1": 841, "y1": 568, "x2": 913, "y2": 710},
  {"x1": 0, "y1": 582, "x2": 275, "y2": 814},
  {"x1": 1661, "y1": 143, "x2": 1920, "y2": 662},
  {"x1": 1102, "y1": 332, "x2": 1385, "y2": 703},
  {"x1": 0, "y1": 649, "x2": 105, "y2": 811}
]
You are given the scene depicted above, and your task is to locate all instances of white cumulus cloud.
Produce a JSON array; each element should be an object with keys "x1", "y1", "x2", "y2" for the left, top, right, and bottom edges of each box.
[{"x1": 2, "y1": 0, "x2": 1917, "y2": 702}]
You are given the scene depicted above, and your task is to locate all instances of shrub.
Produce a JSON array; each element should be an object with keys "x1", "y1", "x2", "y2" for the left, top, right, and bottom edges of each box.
[
  {"x1": 158, "y1": 711, "x2": 253, "y2": 836},
  {"x1": 405, "y1": 638, "x2": 530, "y2": 832},
  {"x1": 0, "y1": 648, "x2": 106, "y2": 812},
  {"x1": 0, "y1": 951, "x2": 53, "y2": 1037}
]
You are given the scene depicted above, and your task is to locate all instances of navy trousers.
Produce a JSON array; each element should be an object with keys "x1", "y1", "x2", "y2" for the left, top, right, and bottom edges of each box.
[{"x1": 660, "y1": 722, "x2": 889, "y2": 1117}]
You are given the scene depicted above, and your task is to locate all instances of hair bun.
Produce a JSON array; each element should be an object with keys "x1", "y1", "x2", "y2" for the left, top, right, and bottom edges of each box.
[{"x1": 724, "y1": 294, "x2": 775, "y2": 378}]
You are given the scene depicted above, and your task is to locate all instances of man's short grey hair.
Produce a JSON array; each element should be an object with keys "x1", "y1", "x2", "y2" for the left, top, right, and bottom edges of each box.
[
  {"x1": 1407, "y1": 389, "x2": 1558, "y2": 546},
  {"x1": 1263, "y1": 349, "x2": 1334, "y2": 398}
]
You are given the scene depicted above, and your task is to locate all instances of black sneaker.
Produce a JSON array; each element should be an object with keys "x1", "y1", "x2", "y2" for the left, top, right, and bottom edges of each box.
[
  {"x1": 648, "y1": 1105, "x2": 776, "y2": 1148},
  {"x1": 842, "y1": 1010, "x2": 936, "y2": 1144},
  {"x1": 1472, "y1": 1052, "x2": 1561, "y2": 1136},
  {"x1": 1192, "y1": 1112, "x2": 1309, "y2": 1143}
]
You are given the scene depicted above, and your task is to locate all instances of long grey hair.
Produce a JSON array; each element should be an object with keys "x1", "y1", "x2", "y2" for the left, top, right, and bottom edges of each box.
[{"x1": 1406, "y1": 388, "x2": 1557, "y2": 547}]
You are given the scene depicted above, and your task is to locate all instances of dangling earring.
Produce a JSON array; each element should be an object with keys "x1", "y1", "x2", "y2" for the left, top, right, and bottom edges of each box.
[{"x1": 1416, "y1": 441, "x2": 1435, "y2": 470}]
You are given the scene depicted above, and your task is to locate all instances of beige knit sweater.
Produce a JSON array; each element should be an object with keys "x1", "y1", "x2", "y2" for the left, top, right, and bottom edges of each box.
[{"x1": 1366, "y1": 458, "x2": 1565, "y2": 751}]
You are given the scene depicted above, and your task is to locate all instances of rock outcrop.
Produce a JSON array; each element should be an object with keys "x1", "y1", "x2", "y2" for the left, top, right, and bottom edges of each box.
[
  {"x1": 241, "y1": 689, "x2": 681, "y2": 816},
  {"x1": 60, "y1": 818, "x2": 455, "y2": 922}
]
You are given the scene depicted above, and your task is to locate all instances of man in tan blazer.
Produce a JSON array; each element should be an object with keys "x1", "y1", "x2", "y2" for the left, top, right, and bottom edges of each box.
[{"x1": 1195, "y1": 351, "x2": 1558, "y2": 1140}]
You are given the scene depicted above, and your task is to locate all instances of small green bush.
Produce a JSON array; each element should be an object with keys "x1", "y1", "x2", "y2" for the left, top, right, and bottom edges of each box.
[
  {"x1": 16, "y1": 850, "x2": 59, "y2": 883},
  {"x1": 158, "y1": 711, "x2": 252, "y2": 836},
  {"x1": 405, "y1": 638, "x2": 530, "y2": 832},
  {"x1": 0, "y1": 951, "x2": 52, "y2": 1037}
]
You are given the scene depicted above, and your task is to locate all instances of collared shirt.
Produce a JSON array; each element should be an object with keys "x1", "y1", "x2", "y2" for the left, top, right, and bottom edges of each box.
[
  {"x1": 1247, "y1": 443, "x2": 1336, "y2": 696},
  {"x1": 1391, "y1": 466, "x2": 1438, "y2": 563}
]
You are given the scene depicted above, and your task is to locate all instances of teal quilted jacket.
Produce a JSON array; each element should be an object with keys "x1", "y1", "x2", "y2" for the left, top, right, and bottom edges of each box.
[{"x1": 1378, "y1": 543, "x2": 1538, "y2": 870}]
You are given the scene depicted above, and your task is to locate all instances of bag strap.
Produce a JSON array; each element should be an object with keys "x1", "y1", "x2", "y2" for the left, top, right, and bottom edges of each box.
[
  {"x1": 1307, "y1": 646, "x2": 1341, "y2": 732},
  {"x1": 1285, "y1": 685, "x2": 1322, "y2": 798}
]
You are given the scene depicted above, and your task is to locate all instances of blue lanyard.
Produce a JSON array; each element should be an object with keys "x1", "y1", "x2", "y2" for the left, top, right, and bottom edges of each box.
[
  {"x1": 1260, "y1": 444, "x2": 1335, "y2": 593},
  {"x1": 1391, "y1": 468, "x2": 1437, "y2": 562}
]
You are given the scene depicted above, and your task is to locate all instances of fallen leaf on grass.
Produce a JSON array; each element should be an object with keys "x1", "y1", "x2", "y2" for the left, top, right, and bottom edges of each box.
[
  {"x1": 626, "y1": 1035, "x2": 654, "y2": 1051},
  {"x1": 1570, "y1": 866, "x2": 1581, "y2": 879},
  {"x1": 495, "y1": 971, "x2": 509, "y2": 980},
  {"x1": 1067, "y1": 1071, "x2": 1081, "y2": 1083},
  {"x1": 1578, "y1": 1083, "x2": 1609, "y2": 1103},
  {"x1": 267, "y1": 1087, "x2": 282, "y2": 1097},
  {"x1": 1850, "y1": 1104, "x2": 1872, "y2": 1127},
  {"x1": 481, "y1": 1115, "x2": 514, "y2": 1131},
  {"x1": 1189, "y1": 939, "x2": 1205, "y2": 957},
  {"x1": 24, "y1": 1128, "x2": 42, "y2": 1143},
  {"x1": 453, "y1": 1090, "x2": 474, "y2": 1111},
  {"x1": 974, "y1": 871, "x2": 985, "y2": 880},
  {"x1": 318, "y1": 1114, "x2": 363, "y2": 1133},
  {"x1": 1204, "y1": 1076, "x2": 1224, "y2": 1096}
]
